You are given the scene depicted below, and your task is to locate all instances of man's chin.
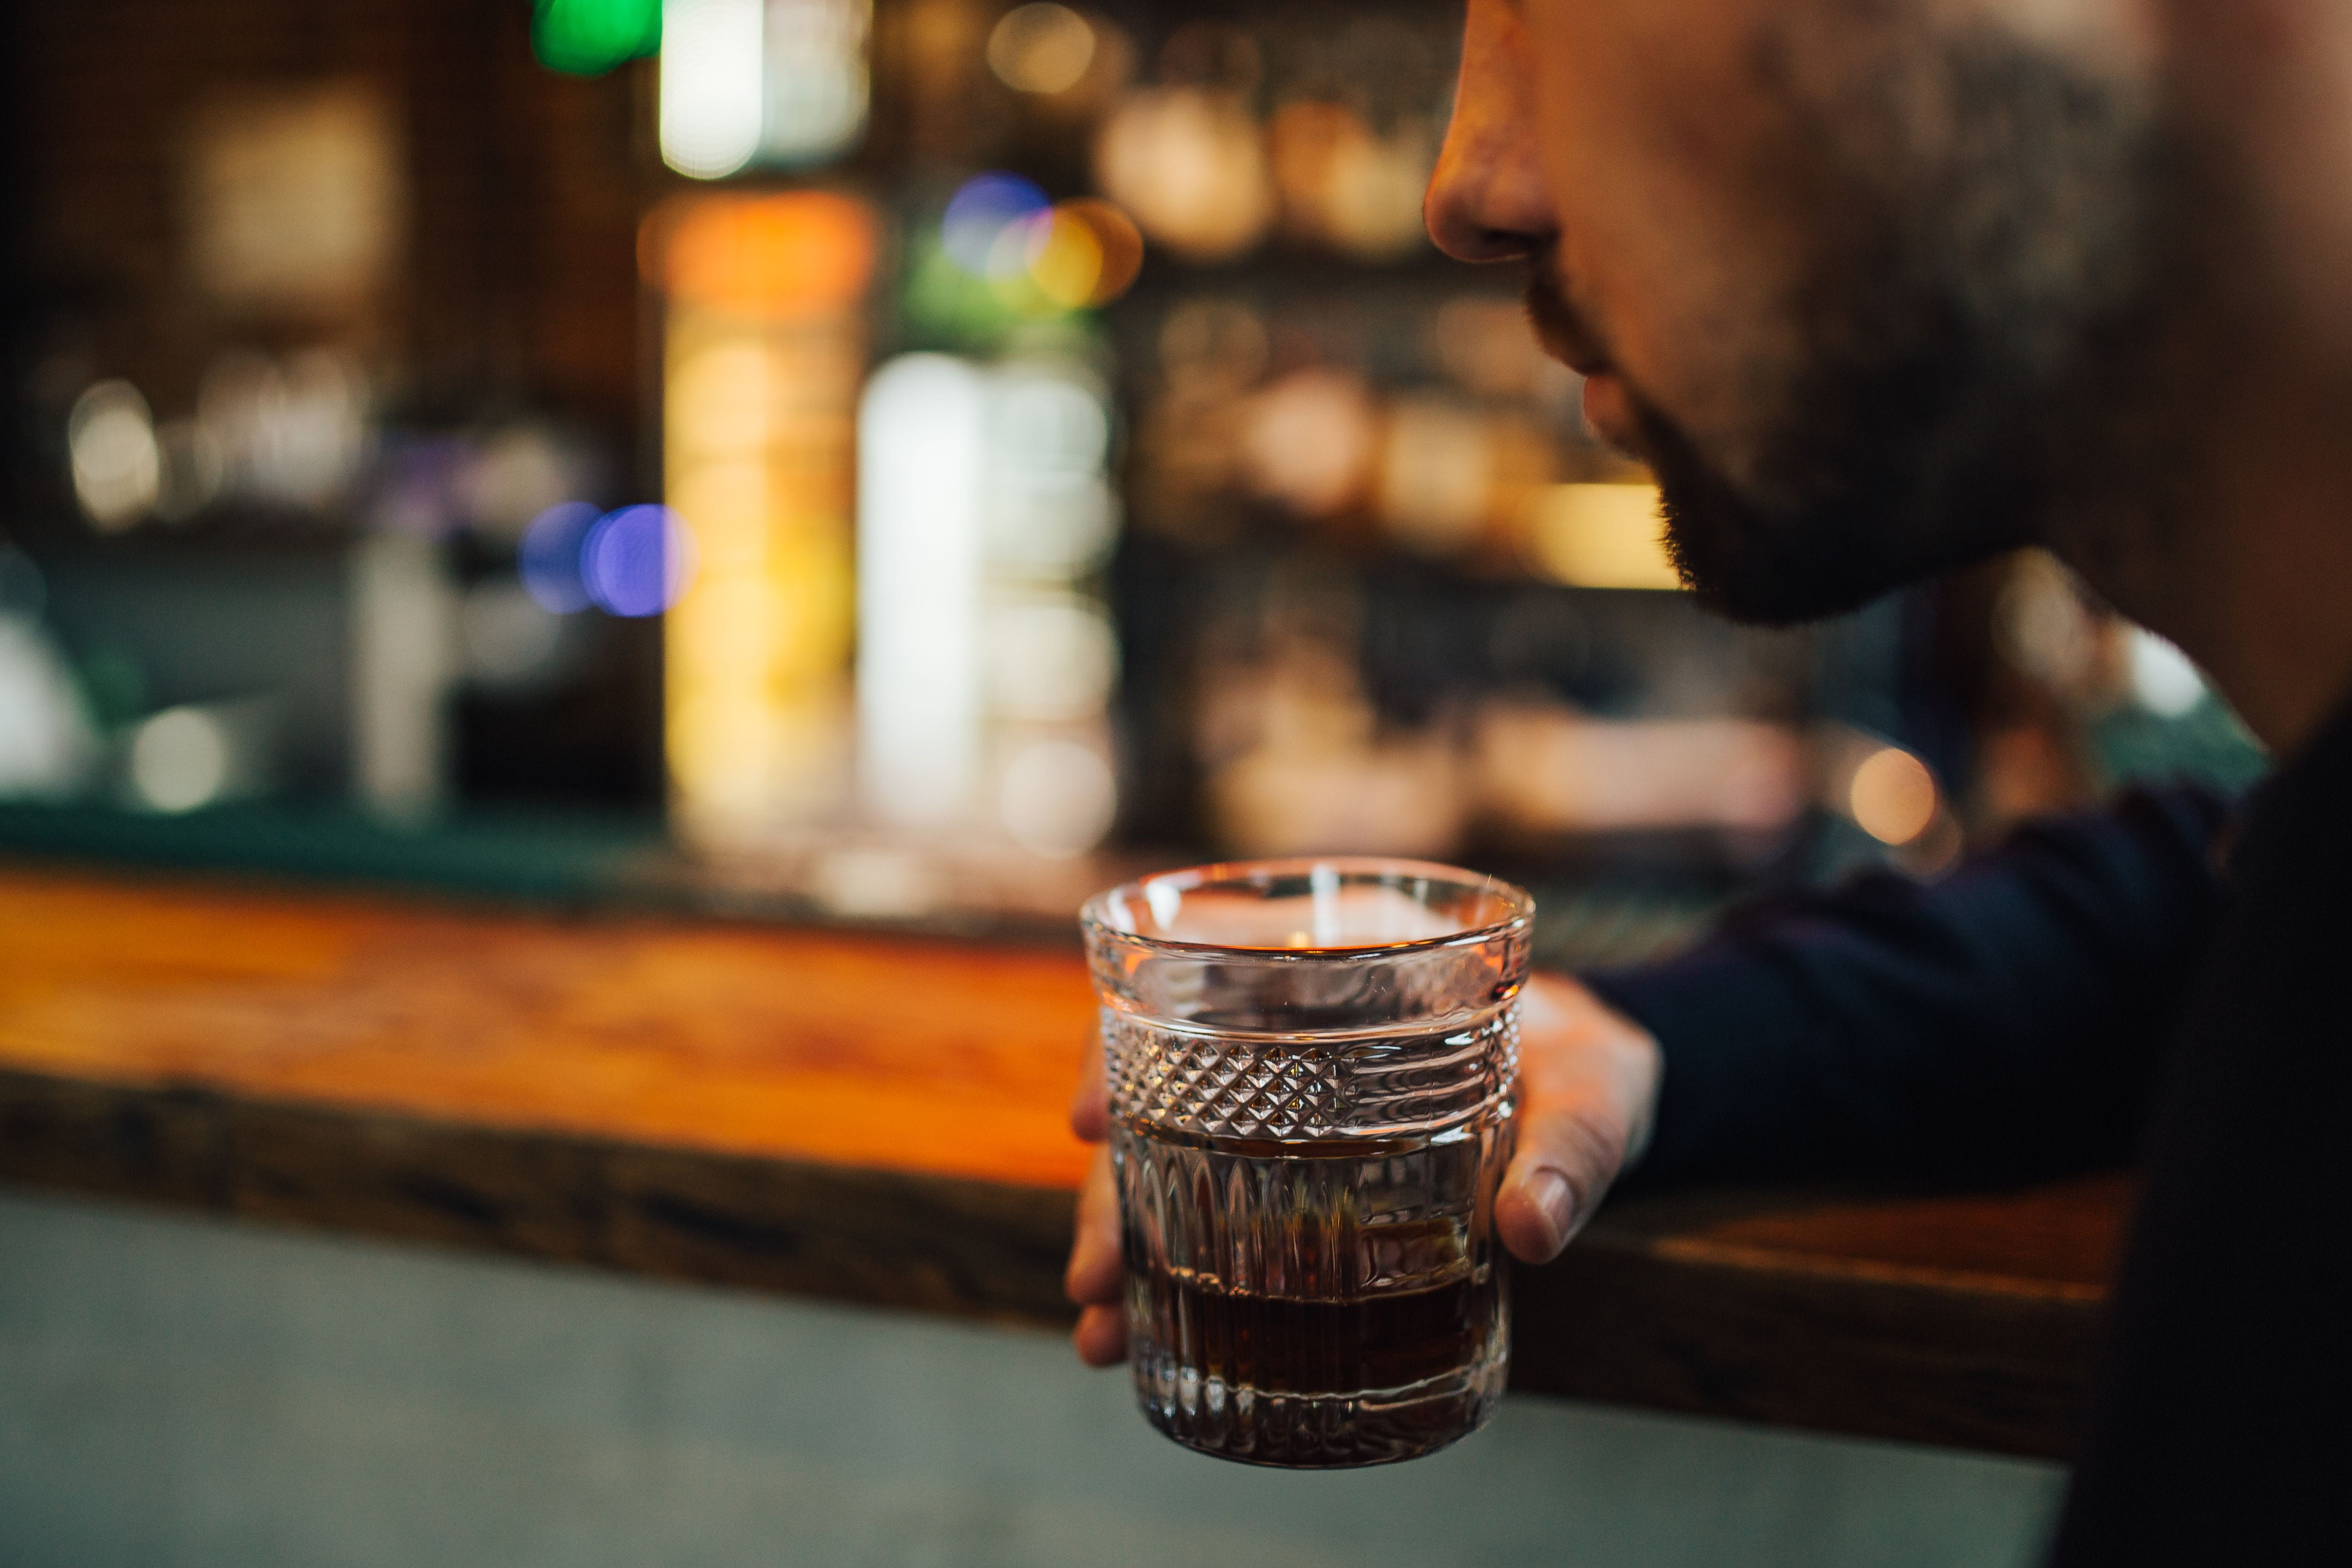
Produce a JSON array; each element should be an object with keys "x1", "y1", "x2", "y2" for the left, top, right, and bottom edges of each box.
[
  {"x1": 1659, "y1": 483, "x2": 2025, "y2": 626},
  {"x1": 1579, "y1": 373, "x2": 1645, "y2": 456}
]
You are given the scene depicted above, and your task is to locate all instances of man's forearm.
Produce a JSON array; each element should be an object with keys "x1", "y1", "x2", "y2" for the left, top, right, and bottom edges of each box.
[{"x1": 1588, "y1": 786, "x2": 2230, "y2": 1189}]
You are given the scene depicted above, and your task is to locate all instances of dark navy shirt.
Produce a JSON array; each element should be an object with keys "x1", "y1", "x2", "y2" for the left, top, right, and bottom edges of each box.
[{"x1": 1586, "y1": 707, "x2": 2352, "y2": 1563}]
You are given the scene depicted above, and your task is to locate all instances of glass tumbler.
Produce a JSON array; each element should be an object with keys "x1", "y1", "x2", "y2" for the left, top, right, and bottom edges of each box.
[{"x1": 1081, "y1": 857, "x2": 1531, "y2": 1468}]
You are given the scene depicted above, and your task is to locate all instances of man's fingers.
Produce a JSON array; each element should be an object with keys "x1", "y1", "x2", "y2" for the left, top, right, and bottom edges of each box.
[
  {"x1": 1066, "y1": 1144, "x2": 1128, "y2": 1367},
  {"x1": 1072, "y1": 1303, "x2": 1127, "y2": 1367},
  {"x1": 1493, "y1": 973, "x2": 1662, "y2": 1265},
  {"x1": 1068, "y1": 1024, "x2": 1109, "y2": 1143},
  {"x1": 1496, "y1": 1104, "x2": 1629, "y2": 1262},
  {"x1": 1064, "y1": 1143, "x2": 1124, "y2": 1307}
]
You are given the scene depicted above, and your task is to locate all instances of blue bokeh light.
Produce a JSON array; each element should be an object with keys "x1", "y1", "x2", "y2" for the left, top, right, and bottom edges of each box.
[
  {"x1": 942, "y1": 173, "x2": 1051, "y2": 276},
  {"x1": 518, "y1": 501, "x2": 599, "y2": 614},
  {"x1": 583, "y1": 504, "x2": 695, "y2": 618}
]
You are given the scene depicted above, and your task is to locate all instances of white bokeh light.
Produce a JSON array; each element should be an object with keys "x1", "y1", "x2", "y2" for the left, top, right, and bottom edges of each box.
[
  {"x1": 68, "y1": 381, "x2": 161, "y2": 531},
  {"x1": 661, "y1": 0, "x2": 765, "y2": 178}
]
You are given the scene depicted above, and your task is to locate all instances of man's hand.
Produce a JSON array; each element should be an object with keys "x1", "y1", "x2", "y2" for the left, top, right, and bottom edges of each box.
[{"x1": 1062, "y1": 971, "x2": 1664, "y2": 1367}]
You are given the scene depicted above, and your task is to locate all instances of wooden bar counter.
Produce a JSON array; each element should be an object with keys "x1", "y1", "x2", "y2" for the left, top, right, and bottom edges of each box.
[{"x1": 0, "y1": 864, "x2": 2126, "y2": 1462}]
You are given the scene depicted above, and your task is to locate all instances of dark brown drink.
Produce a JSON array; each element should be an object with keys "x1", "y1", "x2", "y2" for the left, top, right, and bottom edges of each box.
[
  {"x1": 1116, "y1": 1120, "x2": 1511, "y2": 1469},
  {"x1": 1158, "y1": 1270, "x2": 1499, "y2": 1396},
  {"x1": 1084, "y1": 856, "x2": 1529, "y2": 1468}
]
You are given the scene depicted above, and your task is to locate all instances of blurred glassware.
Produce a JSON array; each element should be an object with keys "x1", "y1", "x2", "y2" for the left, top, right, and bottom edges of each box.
[{"x1": 858, "y1": 354, "x2": 988, "y2": 830}]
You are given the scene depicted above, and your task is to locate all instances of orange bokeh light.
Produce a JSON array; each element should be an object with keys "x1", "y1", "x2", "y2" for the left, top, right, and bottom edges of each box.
[{"x1": 645, "y1": 190, "x2": 878, "y2": 318}]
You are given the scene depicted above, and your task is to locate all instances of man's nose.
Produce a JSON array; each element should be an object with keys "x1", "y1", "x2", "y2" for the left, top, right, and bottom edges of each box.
[{"x1": 1425, "y1": 0, "x2": 1555, "y2": 265}]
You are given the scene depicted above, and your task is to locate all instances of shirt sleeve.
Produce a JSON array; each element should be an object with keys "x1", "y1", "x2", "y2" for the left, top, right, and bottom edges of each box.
[{"x1": 1584, "y1": 786, "x2": 2230, "y2": 1190}]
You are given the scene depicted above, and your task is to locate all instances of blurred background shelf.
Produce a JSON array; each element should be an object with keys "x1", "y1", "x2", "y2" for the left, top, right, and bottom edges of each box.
[{"x1": 0, "y1": 0, "x2": 2263, "y2": 930}]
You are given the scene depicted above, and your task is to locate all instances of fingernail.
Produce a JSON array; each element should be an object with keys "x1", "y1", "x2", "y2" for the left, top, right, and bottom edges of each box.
[{"x1": 1529, "y1": 1168, "x2": 1574, "y2": 1250}]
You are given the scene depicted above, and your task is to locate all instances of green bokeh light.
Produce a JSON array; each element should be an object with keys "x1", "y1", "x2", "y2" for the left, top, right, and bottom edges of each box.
[{"x1": 532, "y1": 0, "x2": 661, "y2": 77}]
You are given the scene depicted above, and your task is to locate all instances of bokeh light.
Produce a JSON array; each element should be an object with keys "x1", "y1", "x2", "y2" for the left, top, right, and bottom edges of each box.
[
  {"x1": 1849, "y1": 747, "x2": 1939, "y2": 846},
  {"x1": 1528, "y1": 484, "x2": 1682, "y2": 591},
  {"x1": 762, "y1": 0, "x2": 872, "y2": 166},
  {"x1": 1000, "y1": 739, "x2": 1117, "y2": 857},
  {"x1": 129, "y1": 706, "x2": 231, "y2": 815},
  {"x1": 531, "y1": 0, "x2": 661, "y2": 75},
  {"x1": 2129, "y1": 628, "x2": 2207, "y2": 717},
  {"x1": 943, "y1": 173, "x2": 1051, "y2": 275},
  {"x1": 1093, "y1": 85, "x2": 1273, "y2": 262},
  {"x1": 653, "y1": 190, "x2": 877, "y2": 317},
  {"x1": 1024, "y1": 198, "x2": 1143, "y2": 308},
  {"x1": 519, "y1": 501, "x2": 600, "y2": 614},
  {"x1": 987, "y1": 4, "x2": 1095, "y2": 95},
  {"x1": 585, "y1": 505, "x2": 697, "y2": 617},
  {"x1": 194, "y1": 348, "x2": 369, "y2": 513},
  {"x1": 659, "y1": 0, "x2": 765, "y2": 178},
  {"x1": 1237, "y1": 368, "x2": 1376, "y2": 517},
  {"x1": 68, "y1": 381, "x2": 161, "y2": 532}
]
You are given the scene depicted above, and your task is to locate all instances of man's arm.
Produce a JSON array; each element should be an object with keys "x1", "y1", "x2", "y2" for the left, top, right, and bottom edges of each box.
[
  {"x1": 1593, "y1": 785, "x2": 2229, "y2": 1191},
  {"x1": 1065, "y1": 785, "x2": 2228, "y2": 1357}
]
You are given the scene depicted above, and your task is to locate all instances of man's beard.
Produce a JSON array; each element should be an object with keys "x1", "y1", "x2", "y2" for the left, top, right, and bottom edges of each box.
[{"x1": 1530, "y1": 24, "x2": 2177, "y2": 626}]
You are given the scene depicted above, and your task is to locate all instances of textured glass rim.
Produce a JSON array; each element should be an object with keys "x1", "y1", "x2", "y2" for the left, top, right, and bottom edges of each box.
[{"x1": 1081, "y1": 855, "x2": 1535, "y2": 960}]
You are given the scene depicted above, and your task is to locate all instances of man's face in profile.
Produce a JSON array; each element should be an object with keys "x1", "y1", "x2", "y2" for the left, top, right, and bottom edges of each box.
[{"x1": 1432, "y1": 0, "x2": 2176, "y2": 624}]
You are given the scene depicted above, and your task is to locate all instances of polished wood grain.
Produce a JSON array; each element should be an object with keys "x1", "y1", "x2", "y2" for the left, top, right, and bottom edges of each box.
[
  {"x1": 0, "y1": 865, "x2": 2132, "y2": 1458},
  {"x1": 0, "y1": 868, "x2": 1101, "y2": 1188}
]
